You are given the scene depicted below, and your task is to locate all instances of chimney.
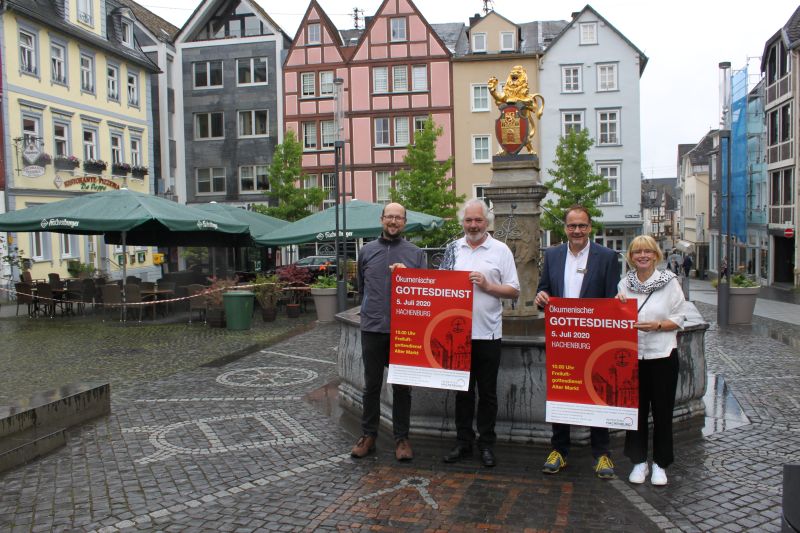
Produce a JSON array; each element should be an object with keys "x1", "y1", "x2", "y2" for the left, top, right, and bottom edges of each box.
[
  {"x1": 718, "y1": 61, "x2": 731, "y2": 129},
  {"x1": 469, "y1": 13, "x2": 482, "y2": 26}
]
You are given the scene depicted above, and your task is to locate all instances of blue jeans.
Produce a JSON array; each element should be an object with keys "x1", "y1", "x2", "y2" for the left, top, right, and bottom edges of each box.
[{"x1": 360, "y1": 331, "x2": 411, "y2": 441}]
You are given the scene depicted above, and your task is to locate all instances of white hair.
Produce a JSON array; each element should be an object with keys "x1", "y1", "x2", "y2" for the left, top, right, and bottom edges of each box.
[{"x1": 457, "y1": 198, "x2": 494, "y2": 223}]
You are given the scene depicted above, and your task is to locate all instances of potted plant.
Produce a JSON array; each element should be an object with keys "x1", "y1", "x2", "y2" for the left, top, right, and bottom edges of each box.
[
  {"x1": 276, "y1": 264, "x2": 312, "y2": 318},
  {"x1": 35, "y1": 153, "x2": 53, "y2": 166},
  {"x1": 112, "y1": 162, "x2": 132, "y2": 176},
  {"x1": 253, "y1": 273, "x2": 283, "y2": 322},
  {"x1": 54, "y1": 155, "x2": 80, "y2": 170},
  {"x1": 205, "y1": 276, "x2": 238, "y2": 327},
  {"x1": 310, "y1": 274, "x2": 338, "y2": 323},
  {"x1": 83, "y1": 159, "x2": 107, "y2": 174},
  {"x1": 713, "y1": 272, "x2": 760, "y2": 325},
  {"x1": 131, "y1": 165, "x2": 149, "y2": 178}
]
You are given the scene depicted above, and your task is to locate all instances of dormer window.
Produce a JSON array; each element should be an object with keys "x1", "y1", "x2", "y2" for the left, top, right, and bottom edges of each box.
[
  {"x1": 500, "y1": 31, "x2": 515, "y2": 51},
  {"x1": 472, "y1": 32, "x2": 486, "y2": 53},
  {"x1": 121, "y1": 19, "x2": 133, "y2": 48},
  {"x1": 77, "y1": 0, "x2": 93, "y2": 26},
  {"x1": 307, "y1": 23, "x2": 321, "y2": 44}
]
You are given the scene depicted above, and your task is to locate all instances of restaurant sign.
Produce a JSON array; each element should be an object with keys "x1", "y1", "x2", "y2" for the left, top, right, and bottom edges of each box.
[
  {"x1": 22, "y1": 165, "x2": 45, "y2": 178},
  {"x1": 56, "y1": 175, "x2": 120, "y2": 191}
]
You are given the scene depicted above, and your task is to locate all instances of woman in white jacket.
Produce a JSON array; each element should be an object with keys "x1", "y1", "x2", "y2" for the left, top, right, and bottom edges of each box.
[{"x1": 616, "y1": 235, "x2": 686, "y2": 486}]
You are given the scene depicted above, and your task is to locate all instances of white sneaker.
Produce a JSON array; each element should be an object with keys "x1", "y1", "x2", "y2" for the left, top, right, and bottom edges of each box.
[
  {"x1": 651, "y1": 463, "x2": 668, "y2": 486},
  {"x1": 628, "y1": 462, "x2": 649, "y2": 484}
]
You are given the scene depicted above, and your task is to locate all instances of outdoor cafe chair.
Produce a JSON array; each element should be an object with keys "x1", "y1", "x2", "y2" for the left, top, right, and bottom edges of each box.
[
  {"x1": 34, "y1": 282, "x2": 59, "y2": 317},
  {"x1": 101, "y1": 284, "x2": 123, "y2": 322},
  {"x1": 140, "y1": 281, "x2": 155, "y2": 291},
  {"x1": 48, "y1": 272, "x2": 61, "y2": 286},
  {"x1": 76, "y1": 278, "x2": 96, "y2": 315},
  {"x1": 124, "y1": 284, "x2": 150, "y2": 322},
  {"x1": 187, "y1": 284, "x2": 207, "y2": 324},
  {"x1": 15, "y1": 282, "x2": 35, "y2": 317},
  {"x1": 126, "y1": 275, "x2": 142, "y2": 286}
]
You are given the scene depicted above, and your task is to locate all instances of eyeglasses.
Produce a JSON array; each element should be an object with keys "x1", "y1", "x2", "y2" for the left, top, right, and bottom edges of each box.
[
  {"x1": 632, "y1": 249, "x2": 657, "y2": 255},
  {"x1": 565, "y1": 223, "x2": 590, "y2": 231},
  {"x1": 382, "y1": 215, "x2": 406, "y2": 222}
]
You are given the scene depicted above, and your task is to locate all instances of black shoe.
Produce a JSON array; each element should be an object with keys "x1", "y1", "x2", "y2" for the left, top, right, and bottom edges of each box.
[
  {"x1": 480, "y1": 448, "x2": 496, "y2": 467},
  {"x1": 443, "y1": 444, "x2": 472, "y2": 463}
]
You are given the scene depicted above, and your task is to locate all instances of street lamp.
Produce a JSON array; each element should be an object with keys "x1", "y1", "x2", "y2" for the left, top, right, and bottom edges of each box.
[
  {"x1": 717, "y1": 61, "x2": 732, "y2": 327},
  {"x1": 333, "y1": 77, "x2": 348, "y2": 312}
]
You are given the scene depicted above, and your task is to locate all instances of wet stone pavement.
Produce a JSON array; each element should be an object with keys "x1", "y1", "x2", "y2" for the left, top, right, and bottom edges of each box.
[{"x1": 0, "y1": 301, "x2": 798, "y2": 531}]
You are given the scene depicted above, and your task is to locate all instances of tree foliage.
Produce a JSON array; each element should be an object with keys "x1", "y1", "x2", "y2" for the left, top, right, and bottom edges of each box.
[
  {"x1": 252, "y1": 130, "x2": 325, "y2": 222},
  {"x1": 542, "y1": 128, "x2": 611, "y2": 242},
  {"x1": 390, "y1": 117, "x2": 464, "y2": 247}
]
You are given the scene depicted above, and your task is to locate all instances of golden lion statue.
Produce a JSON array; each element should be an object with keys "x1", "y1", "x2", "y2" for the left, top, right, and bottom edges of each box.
[{"x1": 488, "y1": 65, "x2": 545, "y2": 155}]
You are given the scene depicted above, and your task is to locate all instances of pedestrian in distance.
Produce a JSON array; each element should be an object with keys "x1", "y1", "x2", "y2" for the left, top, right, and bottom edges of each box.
[
  {"x1": 534, "y1": 205, "x2": 622, "y2": 479},
  {"x1": 350, "y1": 202, "x2": 427, "y2": 462},
  {"x1": 720, "y1": 257, "x2": 729, "y2": 282},
  {"x1": 682, "y1": 254, "x2": 693, "y2": 278},
  {"x1": 616, "y1": 235, "x2": 686, "y2": 486},
  {"x1": 440, "y1": 199, "x2": 520, "y2": 467}
]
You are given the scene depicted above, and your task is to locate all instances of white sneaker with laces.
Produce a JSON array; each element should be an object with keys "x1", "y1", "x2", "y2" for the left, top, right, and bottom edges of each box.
[
  {"x1": 651, "y1": 463, "x2": 668, "y2": 486},
  {"x1": 628, "y1": 462, "x2": 649, "y2": 484}
]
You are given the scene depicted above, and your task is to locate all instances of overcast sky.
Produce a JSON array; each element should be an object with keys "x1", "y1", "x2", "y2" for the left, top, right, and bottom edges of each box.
[{"x1": 139, "y1": 0, "x2": 799, "y2": 179}]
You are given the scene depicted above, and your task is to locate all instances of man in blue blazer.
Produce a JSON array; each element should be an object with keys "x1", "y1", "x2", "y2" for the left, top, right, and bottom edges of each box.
[{"x1": 534, "y1": 205, "x2": 622, "y2": 479}]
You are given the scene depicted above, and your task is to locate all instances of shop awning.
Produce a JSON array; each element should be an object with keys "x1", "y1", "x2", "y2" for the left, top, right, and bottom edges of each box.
[{"x1": 676, "y1": 240, "x2": 695, "y2": 253}]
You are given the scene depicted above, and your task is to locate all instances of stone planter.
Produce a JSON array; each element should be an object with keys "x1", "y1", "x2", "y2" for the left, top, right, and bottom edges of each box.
[
  {"x1": 728, "y1": 286, "x2": 760, "y2": 325},
  {"x1": 311, "y1": 287, "x2": 337, "y2": 323}
]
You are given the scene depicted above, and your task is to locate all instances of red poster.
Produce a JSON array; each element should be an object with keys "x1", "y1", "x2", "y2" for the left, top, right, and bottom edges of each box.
[
  {"x1": 545, "y1": 297, "x2": 639, "y2": 430},
  {"x1": 387, "y1": 268, "x2": 473, "y2": 391}
]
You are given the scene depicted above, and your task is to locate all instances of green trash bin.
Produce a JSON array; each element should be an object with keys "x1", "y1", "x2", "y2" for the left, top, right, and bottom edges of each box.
[{"x1": 223, "y1": 291, "x2": 254, "y2": 331}]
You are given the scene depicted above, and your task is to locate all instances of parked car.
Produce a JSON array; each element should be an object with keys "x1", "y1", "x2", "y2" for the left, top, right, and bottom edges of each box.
[{"x1": 293, "y1": 256, "x2": 336, "y2": 276}]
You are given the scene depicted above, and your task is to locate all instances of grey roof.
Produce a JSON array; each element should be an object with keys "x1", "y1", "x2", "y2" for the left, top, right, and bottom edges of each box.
[
  {"x1": 784, "y1": 5, "x2": 800, "y2": 49},
  {"x1": 5, "y1": 0, "x2": 158, "y2": 71},
  {"x1": 431, "y1": 23, "x2": 466, "y2": 54},
  {"x1": 520, "y1": 20, "x2": 568, "y2": 54},
  {"x1": 339, "y1": 29, "x2": 363, "y2": 47},
  {"x1": 684, "y1": 132, "x2": 717, "y2": 166},
  {"x1": 115, "y1": 0, "x2": 179, "y2": 41}
]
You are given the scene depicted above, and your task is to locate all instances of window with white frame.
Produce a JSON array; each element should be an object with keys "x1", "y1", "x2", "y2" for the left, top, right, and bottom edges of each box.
[
  {"x1": 83, "y1": 128, "x2": 97, "y2": 160},
  {"x1": 500, "y1": 31, "x2": 515, "y2": 51},
  {"x1": 31, "y1": 229, "x2": 45, "y2": 260},
  {"x1": 472, "y1": 32, "x2": 486, "y2": 52},
  {"x1": 322, "y1": 173, "x2": 336, "y2": 208},
  {"x1": 579, "y1": 22, "x2": 597, "y2": 45},
  {"x1": 319, "y1": 71, "x2": 334, "y2": 96},
  {"x1": 374, "y1": 118, "x2": 389, "y2": 146},
  {"x1": 54, "y1": 123, "x2": 69, "y2": 157},
  {"x1": 394, "y1": 117, "x2": 409, "y2": 146},
  {"x1": 393, "y1": 65, "x2": 408, "y2": 92},
  {"x1": 194, "y1": 112, "x2": 224, "y2": 139},
  {"x1": 561, "y1": 65, "x2": 581, "y2": 93},
  {"x1": 77, "y1": 0, "x2": 93, "y2": 25},
  {"x1": 237, "y1": 57, "x2": 267, "y2": 85},
  {"x1": 301, "y1": 72, "x2": 315, "y2": 98},
  {"x1": 196, "y1": 167, "x2": 226, "y2": 194},
  {"x1": 22, "y1": 116, "x2": 40, "y2": 146},
  {"x1": 472, "y1": 135, "x2": 490, "y2": 163},
  {"x1": 307, "y1": 23, "x2": 320, "y2": 44},
  {"x1": 561, "y1": 111, "x2": 584, "y2": 135},
  {"x1": 597, "y1": 110, "x2": 619, "y2": 145},
  {"x1": 127, "y1": 72, "x2": 139, "y2": 105},
  {"x1": 107, "y1": 65, "x2": 119, "y2": 100},
  {"x1": 472, "y1": 84, "x2": 489, "y2": 111},
  {"x1": 193, "y1": 60, "x2": 223, "y2": 88},
  {"x1": 321, "y1": 120, "x2": 335, "y2": 149},
  {"x1": 390, "y1": 18, "x2": 407, "y2": 41},
  {"x1": 302, "y1": 122, "x2": 317, "y2": 150},
  {"x1": 373, "y1": 67, "x2": 388, "y2": 93},
  {"x1": 130, "y1": 138, "x2": 141, "y2": 166},
  {"x1": 414, "y1": 116, "x2": 427, "y2": 136},
  {"x1": 376, "y1": 171, "x2": 391, "y2": 204},
  {"x1": 110, "y1": 134, "x2": 123, "y2": 165},
  {"x1": 598, "y1": 163, "x2": 620, "y2": 204},
  {"x1": 51, "y1": 43, "x2": 66, "y2": 83},
  {"x1": 597, "y1": 63, "x2": 617, "y2": 91},
  {"x1": 61, "y1": 234, "x2": 78, "y2": 258},
  {"x1": 239, "y1": 164, "x2": 269, "y2": 193},
  {"x1": 238, "y1": 110, "x2": 268, "y2": 137},
  {"x1": 80, "y1": 54, "x2": 94, "y2": 92},
  {"x1": 473, "y1": 184, "x2": 493, "y2": 209},
  {"x1": 121, "y1": 19, "x2": 133, "y2": 47},
  {"x1": 19, "y1": 30, "x2": 37, "y2": 74},
  {"x1": 412, "y1": 65, "x2": 427, "y2": 91}
]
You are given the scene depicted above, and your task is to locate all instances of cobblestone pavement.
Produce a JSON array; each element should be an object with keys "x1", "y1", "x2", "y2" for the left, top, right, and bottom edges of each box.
[{"x1": 0, "y1": 298, "x2": 798, "y2": 531}]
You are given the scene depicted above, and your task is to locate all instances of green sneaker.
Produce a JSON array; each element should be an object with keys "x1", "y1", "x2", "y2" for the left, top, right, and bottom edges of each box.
[
  {"x1": 542, "y1": 450, "x2": 566, "y2": 474},
  {"x1": 594, "y1": 454, "x2": 616, "y2": 479}
]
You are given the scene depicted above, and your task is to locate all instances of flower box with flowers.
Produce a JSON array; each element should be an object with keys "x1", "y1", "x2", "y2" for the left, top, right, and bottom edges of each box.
[
  {"x1": 54, "y1": 155, "x2": 80, "y2": 170},
  {"x1": 83, "y1": 159, "x2": 107, "y2": 173},
  {"x1": 112, "y1": 162, "x2": 132, "y2": 175},
  {"x1": 34, "y1": 153, "x2": 53, "y2": 166},
  {"x1": 131, "y1": 165, "x2": 149, "y2": 178}
]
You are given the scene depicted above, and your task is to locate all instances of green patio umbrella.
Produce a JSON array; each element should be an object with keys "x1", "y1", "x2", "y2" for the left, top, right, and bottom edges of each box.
[
  {"x1": 253, "y1": 200, "x2": 444, "y2": 246},
  {"x1": 192, "y1": 202, "x2": 287, "y2": 243}
]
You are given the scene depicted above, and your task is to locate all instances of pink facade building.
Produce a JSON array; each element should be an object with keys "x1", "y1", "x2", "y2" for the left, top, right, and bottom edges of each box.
[{"x1": 284, "y1": 0, "x2": 454, "y2": 206}]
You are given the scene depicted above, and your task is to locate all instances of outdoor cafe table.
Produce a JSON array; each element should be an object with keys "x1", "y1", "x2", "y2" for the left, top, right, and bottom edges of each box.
[{"x1": 141, "y1": 289, "x2": 176, "y2": 319}]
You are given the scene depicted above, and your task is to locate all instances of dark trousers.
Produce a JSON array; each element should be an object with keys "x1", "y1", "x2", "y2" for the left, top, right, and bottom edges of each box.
[
  {"x1": 360, "y1": 331, "x2": 411, "y2": 441},
  {"x1": 624, "y1": 349, "x2": 679, "y2": 467},
  {"x1": 551, "y1": 423, "x2": 610, "y2": 459},
  {"x1": 454, "y1": 339, "x2": 502, "y2": 449}
]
